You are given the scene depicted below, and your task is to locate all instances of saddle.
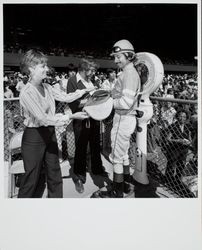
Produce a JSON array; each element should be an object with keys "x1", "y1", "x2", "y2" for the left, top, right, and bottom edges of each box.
[{"x1": 83, "y1": 89, "x2": 113, "y2": 121}]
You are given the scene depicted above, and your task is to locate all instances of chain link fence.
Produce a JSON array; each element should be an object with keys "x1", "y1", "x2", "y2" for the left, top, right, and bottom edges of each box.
[
  {"x1": 4, "y1": 97, "x2": 198, "y2": 198},
  {"x1": 102, "y1": 97, "x2": 198, "y2": 198}
]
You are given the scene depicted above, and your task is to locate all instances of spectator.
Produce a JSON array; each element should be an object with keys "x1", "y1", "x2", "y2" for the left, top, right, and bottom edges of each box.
[
  {"x1": 101, "y1": 68, "x2": 117, "y2": 91},
  {"x1": 67, "y1": 58, "x2": 108, "y2": 194},
  {"x1": 4, "y1": 81, "x2": 14, "y2": 98},
  {"x1": 163, "y1": 88, "x2": 174, "y2": 99},
  {"x1": 161, "y1": 101, "x2": 177, "y2": 128}
]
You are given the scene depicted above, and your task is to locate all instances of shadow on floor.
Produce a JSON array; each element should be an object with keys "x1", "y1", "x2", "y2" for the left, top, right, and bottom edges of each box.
[
  {"x1": 131, "y1": 178, "x2": 160, "y2": 198},
  {"x1": 62, "y1": 157, "x2": 112, "y2": 190}
]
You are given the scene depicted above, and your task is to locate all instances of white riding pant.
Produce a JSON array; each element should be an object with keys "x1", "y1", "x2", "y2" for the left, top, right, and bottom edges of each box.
[{"x1": 109, "y1": 113, "x2": 136, "y2": 173}]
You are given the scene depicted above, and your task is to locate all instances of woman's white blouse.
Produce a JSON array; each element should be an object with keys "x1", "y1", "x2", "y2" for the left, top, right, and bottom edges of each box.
[{"x1": 20, "y1": 82, "x2": 83, "y2": 127}]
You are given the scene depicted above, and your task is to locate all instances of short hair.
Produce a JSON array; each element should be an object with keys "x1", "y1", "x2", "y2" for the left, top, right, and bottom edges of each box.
[
  {"x1": 20, "y1": 49, "x2": 48, "y2": 75},
  {"x1": 106, "y1": 68, "x2": 115, "y2": 76},
  {"x1": 176, "y1": 109, "x2": 187, "y2": 119},
  {"x1": 78, "y1": 58, "x2": 98, "y2": 72}
]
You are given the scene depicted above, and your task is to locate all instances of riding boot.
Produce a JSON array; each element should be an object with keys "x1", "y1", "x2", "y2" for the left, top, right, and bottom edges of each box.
[
  {"x1": 123, "y1": 165, "x2": 131, "y2": 194},
  {"x1": 96, "y1": 173, "x2": 124, "y2": 198},
  {"x1": 124, "y1": 173, "x2": 131, "y2": 194}
]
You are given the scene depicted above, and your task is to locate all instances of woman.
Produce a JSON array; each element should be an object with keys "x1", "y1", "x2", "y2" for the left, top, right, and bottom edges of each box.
[{"x1": 18, "y1": 49, "x2": 91, "y2": 198}]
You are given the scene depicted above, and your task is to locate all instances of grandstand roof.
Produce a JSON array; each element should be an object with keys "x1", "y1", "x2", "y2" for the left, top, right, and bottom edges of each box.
[{"x1": 3, "y1": 3, "x2": 198, "y2": 61}]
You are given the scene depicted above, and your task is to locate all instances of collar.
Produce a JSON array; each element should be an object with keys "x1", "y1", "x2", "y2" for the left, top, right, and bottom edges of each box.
[
  {"x1": 76, "y1": 72, "x2": 94, "y2": 88},
  {"x1": 76, "y1": 72, "x2": 85, "y2": 83}
]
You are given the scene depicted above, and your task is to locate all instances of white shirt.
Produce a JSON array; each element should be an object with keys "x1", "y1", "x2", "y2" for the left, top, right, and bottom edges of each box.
[
  {"x1": 4, "y1": 89, "x2": 14, "y2": 98},
  {"x1": 61, "y1": 78, "x2": 68, "y2": 90},
  {"x1": 102, "y1": 79, "x2": 116, "y2": 91},
  {"x1": 76, "y1": 72, "x2": 94, "y2": 89},
  {"x1": 161, "y1": 107, "x2": 177, "y2": 126}
]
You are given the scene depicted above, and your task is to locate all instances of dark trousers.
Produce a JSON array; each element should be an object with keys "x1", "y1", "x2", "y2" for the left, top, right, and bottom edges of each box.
[
  {"x1": 73, "y1": 119, "x2": 103, "y2": 183},
  {"x1": 18, "y1": 126, "x2": 63, "y2": 198}
]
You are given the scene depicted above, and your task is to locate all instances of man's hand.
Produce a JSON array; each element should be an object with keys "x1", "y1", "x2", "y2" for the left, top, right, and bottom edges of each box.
[
  {"x1": 79, "y1": 98, "x2": 88, "y2": 108},
  {"x1": 70, "y1": 111, "x2": 89, "y2": 120},
  {"x1": 85, "y1": 87, "x2": 96, "y2": 93}
]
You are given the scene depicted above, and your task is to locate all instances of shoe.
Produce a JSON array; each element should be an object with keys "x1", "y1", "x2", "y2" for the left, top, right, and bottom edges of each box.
[
  {"x1": 75, "y1": 179, "x2": 84, "y2": 193},
  {"x1": 92, "y1": 190, "x2": 123, "y2": 198}
]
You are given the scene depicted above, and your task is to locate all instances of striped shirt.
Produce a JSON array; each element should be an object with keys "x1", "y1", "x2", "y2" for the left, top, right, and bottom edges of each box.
[
  {"x1": 20, "y1": 82, "x2": 84, "y2": 127},
  {"x1": 112, "y1": 62, "x2": 141, "y2": 115}
]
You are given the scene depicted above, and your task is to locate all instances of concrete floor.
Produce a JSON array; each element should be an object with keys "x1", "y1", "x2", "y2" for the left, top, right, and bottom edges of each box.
[
  {"x1": 60, "y1": 155, "x2": 176, "y2": 198},
  {"x1": 5, "y1": 154, "x2": 177, "y2": 198}
]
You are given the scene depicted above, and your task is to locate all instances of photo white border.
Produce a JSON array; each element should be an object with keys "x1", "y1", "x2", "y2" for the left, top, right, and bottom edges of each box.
[{"x1": 0, "y1": 1, "x2": 201, "y2": 250}]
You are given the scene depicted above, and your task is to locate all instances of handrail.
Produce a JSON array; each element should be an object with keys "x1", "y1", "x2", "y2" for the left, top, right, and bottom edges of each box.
[
  {"x1": 4, "y1": 97, "x2": 20, "y2": 101},
  {"x1": 3, "y1": 96, "x2": 198, "y2": 105},
  {"x1": 150, "y1": 96, "x2": 197, "y2": 105}
]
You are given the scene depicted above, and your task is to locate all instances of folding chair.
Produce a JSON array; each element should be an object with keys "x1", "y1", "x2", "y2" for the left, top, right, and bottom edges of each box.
[{"x1": 8, "y1": 131, "x2": 25, "y2": 198}]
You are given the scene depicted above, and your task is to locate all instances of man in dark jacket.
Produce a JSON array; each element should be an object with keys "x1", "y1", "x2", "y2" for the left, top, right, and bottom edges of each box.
[{"x1": 67, "y1": 58, "x2": 108, "y2": 193}]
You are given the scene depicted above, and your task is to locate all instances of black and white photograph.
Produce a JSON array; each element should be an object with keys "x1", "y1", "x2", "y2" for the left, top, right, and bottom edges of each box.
[
  {"x1": 0, "y1": 0, "x2": 201, "y2": 249},
  {"x1": 2, "y1": 2, "x2": 199, "y2": 199}
]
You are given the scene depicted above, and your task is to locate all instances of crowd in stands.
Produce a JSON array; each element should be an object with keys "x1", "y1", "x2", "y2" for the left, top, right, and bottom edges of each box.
[
  {"x1": 4, "y1": 43, "x2": 111, "y2": 60},
  {"x1": 4, "y1": 67, "x2": 198, "y2": 151},
  {"x1": 4, "y1": 43, "x2": 196, "y2": 65},
  {"x1": 4, "y1": 66, "x2": 198, "y2": 153},
  {"x1": 3, "y1": 66, "x2": 198, "y2": 101},
  {"x1": 4, "y1": 72, "x2": 29, "y2": 98},
  {"x1": 4, "y1": 69, "x2": 198, "y2": 153},
  {"x1": 154, "y1": 73, "x2": 198, "y2": 100}
]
